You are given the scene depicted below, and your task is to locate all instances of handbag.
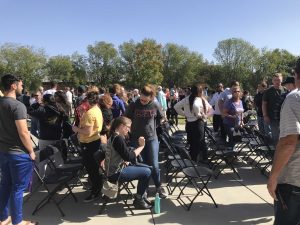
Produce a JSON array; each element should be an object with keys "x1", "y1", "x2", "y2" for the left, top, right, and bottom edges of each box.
[
  {"x1": 101, "y1": 135, "x2": 120, "y2": 199},
  {"x1": 102, "y1": 180, "x2": 118, "y2": 199}
]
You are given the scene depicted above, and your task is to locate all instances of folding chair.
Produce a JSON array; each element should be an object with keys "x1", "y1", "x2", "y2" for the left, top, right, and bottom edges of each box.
[
  {"x1": 160, "y1": 134, "x2": 192, "y2": 195},
  {"x1": 31, "y1": 146, "x2": 78, "y2": 216},
  {"x1": 94, "y1": 149, "x2": 136, "y2": 215},
  {"x1": 252, "y1": 130, "x2": 275, "y2": 175},
  {"x1": 174, "y1": 144, "x2": 217, "y2": 210}
]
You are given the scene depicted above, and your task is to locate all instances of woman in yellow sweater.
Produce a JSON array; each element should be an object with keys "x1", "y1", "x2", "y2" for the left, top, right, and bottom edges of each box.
[{"x1": 72, "y1": 91, "x2": 103, "y2": 202}]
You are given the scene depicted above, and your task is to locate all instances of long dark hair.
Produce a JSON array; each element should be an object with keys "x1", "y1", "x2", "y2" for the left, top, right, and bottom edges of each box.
[
  {"x1": 43, "y1": 94, "x2": 66, "y2": 116},
  {"x1": 54, "y1": 91, "x2": 70, "y2": 106},
  {"x1": 108, "y1": 116, "x2": 131, "y2": 138},
  {"x1": 189, "y1": 83, "x2": 206, "y2": 113},
  {"x1": 43, "y1": 94, "x2": 57, "y2": 106}
]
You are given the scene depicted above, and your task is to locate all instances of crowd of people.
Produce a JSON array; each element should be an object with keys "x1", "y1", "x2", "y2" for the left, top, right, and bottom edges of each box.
[{"x1": 1, "y1": 57, "x2": 300, "y2": 224}]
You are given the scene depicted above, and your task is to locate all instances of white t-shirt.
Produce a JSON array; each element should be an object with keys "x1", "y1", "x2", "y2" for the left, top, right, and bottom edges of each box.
[
  {"x1": 66, "y1": 91, "x2": 73, "y2": 104},
  {"x1": 174, "y1": 96, "x2": 212, "y2": 122},
  {"x1": 209, "y1": 92, "x2": 222, "y2": 115},
  {"x1": 43, "y1": 88, "x2": 56, "y2": 96}
]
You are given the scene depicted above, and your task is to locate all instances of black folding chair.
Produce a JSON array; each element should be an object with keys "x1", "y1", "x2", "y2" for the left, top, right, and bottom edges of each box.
[
  {"x1": 174, "y1": 144, "x2": 217, "y2": 210},
  {"x1": 31, "y1": 146, "x2": 78, "y2": 217}
]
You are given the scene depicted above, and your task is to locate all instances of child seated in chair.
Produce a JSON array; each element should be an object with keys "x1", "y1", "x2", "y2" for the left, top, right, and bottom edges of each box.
[{"x1": 104, "y1": 116, "x2": 152, "y2": 209}]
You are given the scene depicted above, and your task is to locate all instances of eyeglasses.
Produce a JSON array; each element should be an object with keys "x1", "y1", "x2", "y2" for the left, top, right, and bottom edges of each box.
[{"x1": 233, "y1": 91, "x2": 240, "y2": 93}]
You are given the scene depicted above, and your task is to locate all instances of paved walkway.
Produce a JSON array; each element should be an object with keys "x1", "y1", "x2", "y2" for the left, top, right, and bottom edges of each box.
[{"x1": 23, "y1": 128, "x2": 275, "y2": 225}]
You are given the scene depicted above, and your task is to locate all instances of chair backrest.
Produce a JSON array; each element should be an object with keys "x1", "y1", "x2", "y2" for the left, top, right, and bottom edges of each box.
[
  {"x1": 39, "y1": 145, "x2": 55, "y2": 162},
  {"x1": 33, "y1": 148, "x2": 56, "y2": 185},
  {"x1": 205, "y1": 126, "x2": 217, "y2": 144},
  {"x1": 160, "y1": 134, "x2": 178, "y2": 158}
]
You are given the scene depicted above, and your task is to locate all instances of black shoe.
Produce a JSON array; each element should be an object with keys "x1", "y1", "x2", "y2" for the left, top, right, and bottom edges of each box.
[
  {"x1": 157, "y1": 187, "x2": 168, "y2": 199},
  {"x1": 83, "y1": 192, "x2": 100, "y2": 203},
  {"x1": 143, "y1": 197, "x2": 154, "y2": 206},
  {"x1": 133, "y1": 198, "x2": 152, "y2": 209}
]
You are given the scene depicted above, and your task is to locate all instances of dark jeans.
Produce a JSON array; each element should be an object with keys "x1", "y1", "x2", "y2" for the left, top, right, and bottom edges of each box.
[
  {"x1": 0, "y1": 152, "x2": 33, "y2": 224},
  {"x1": 224, "y1": 125, "x2": 234, "y2": 147},
  {"x1": 274, "y1": 183, "x2": 300, "y2": 225},
  {"x1": 109, "y1": 166, "x2": 151, "y2": 196},
  {"x1": 213, "y1": 114, "x2": 225, "y2": 137},
  {"x1": 186, "y1": 119, "x2": 207, "y2": 162},
  {"x1": 81, "y1": 139, "x2": 102, "y2": 194}
]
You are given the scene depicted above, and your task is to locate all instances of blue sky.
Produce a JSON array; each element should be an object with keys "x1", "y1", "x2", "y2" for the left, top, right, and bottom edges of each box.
[{"x1": 1, "y1": 0, "x2": 299, "y2": 61}]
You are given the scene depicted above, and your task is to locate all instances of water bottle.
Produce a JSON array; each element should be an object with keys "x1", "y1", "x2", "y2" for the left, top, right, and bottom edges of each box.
[{"x1": 154, "y1": 193, "x2": 161, "y2": 214}]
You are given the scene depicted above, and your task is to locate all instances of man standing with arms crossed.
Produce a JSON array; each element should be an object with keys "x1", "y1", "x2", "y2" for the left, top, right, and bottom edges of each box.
[
  {"x1": 262, "y1": 73, "x2": 285, "y2": 147},
  {"x1": 0, "y1": 74, "x2": 36, "y2": 225},
  {"x1": 267, "y1": 58, "x2": 300, "y2": 225}
]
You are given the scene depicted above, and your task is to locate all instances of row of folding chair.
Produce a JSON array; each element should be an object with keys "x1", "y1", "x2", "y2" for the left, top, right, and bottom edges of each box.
[
  {"x1": 204, "y1": 126, "x2": 249, "y2": 180},
  {"x1": 239, "y1": 126, "x2": 275, "y2": 176},
  {"x1": 159, "y1": 128, "x2": 218, "y2": 211}
]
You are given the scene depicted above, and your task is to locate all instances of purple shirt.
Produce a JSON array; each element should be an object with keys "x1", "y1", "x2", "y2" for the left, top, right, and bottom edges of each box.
[
  {"x1": 111, "y1": 95, "x2": 126, "y2": 118},
  {"x1": 223, "y1": 99, "x2": 244, "y2": 127}
]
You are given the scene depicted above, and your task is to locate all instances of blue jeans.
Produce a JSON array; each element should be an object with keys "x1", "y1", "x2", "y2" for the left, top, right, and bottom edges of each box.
[
  {"x1": 0, "y1": 152, "x2": 33, "y2": 224},
  {"x1": 274, "y1": 183, "x2": 300, "y2": 225},
  {"x1": 141, "y1": 139, "x2": 160, "y2": 188},
  {"x1": 110, "y1": 166, "x2": 151, "y2": 196},
  {"x1": 269, "y1": 120, "x2": 280, "y2": 147}
]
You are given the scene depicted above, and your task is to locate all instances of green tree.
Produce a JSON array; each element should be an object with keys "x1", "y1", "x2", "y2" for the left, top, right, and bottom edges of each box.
[
  {"x1": 119, "y1": 40, "x2": 137, "y2": 88},
  {"x1": 256, "y1": 48, "x2": 297, "y2": 83},
  {"x1": 129, "y1": 39, "x2": 163, "y2": 88},
  {"x1": 213, "y1": 38, "x2": 260, "y2": 88},
  {"x1": 87, "y1": 41, "x2": 119, "y2": 86},
  {"x1": 45, "y1": 55, "x2": 73, "y2": 82},
  {"x1": 70, "y1": 52, "x2": 88, "y2": 86},
  {"x1": 0, "y1": 43, "x2": 47, "y2": 91},
  {"x1": 196, "y1": 62, "x2": 225, "y2": 89}
]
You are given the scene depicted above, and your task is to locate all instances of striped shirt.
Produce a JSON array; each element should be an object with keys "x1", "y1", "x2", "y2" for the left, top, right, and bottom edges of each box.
[{"x1": 277, "y1": 89, "x2": 300, "y2": 187}]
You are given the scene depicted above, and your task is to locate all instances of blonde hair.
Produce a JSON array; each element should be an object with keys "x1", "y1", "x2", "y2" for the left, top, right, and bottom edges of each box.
[
  {"x1": 87, "y1": 85, "x2": 99, "y2": 93},
  {"x1": 141, "y1": 84, "x2": 156, "y2": 97}
]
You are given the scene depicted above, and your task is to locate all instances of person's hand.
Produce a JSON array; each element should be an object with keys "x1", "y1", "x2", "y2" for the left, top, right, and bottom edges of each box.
[
  {"x1": 100, "y1": 159, "x2": 105, "y2": 169},
  {"x1": 29, "y1": 151, "x2": 36, "y2": 161},
  {"x1": 72, "y1": 126, "x2": 79, "y2": 133},
  {"x1": 264, "y1": 116, "x2": 270, "y2": 124},
  {"x1": 100, "y1": 135, "x2": 107, "y2": 144},
  {"x1": 267, "y1": 176, "x2": 278, "y2": 201},
  {"x1": 138, "y1": 136, "x2": 145, "y2": 147}
]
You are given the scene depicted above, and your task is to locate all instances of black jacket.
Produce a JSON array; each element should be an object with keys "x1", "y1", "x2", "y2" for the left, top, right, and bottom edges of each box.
[{"x1": 28, "y1": 103, "x2": 63, "y2": 140}]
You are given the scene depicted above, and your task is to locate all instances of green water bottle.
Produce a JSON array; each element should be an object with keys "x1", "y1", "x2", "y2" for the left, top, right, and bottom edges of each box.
[{"x1": 154, "y1": 192, "x2": 160, "y2": 214}]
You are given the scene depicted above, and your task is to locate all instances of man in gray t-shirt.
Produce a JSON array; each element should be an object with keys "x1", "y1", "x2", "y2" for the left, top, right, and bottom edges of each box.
[
  {"x1": 0, "y1": 74, "x2": 36, "y2": 225},
  {"x1": 267, "y1": 58, "x2": 300, "y2": 225},
  {"x1": 0, "y1": 97, "x2": 28, "y2": 154}
]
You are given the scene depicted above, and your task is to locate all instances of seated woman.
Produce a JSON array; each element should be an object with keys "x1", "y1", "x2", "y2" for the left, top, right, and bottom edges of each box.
[
  {"x1": 223, "y1": 86, "x2": 244, "y2": 148},
  {"x1": 105, "y1": 116, "x2": 152, "y2": 209}
]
